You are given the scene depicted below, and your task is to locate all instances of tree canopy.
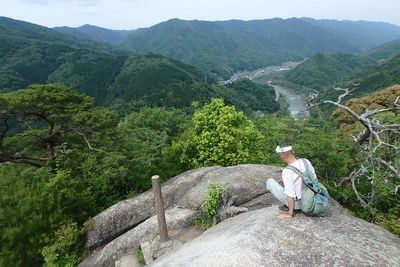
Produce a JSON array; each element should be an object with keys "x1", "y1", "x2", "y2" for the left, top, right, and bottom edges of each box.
[
  {"x1": 0, "y1": 84, "x2": 114, "y2": 168},
  {"x1": 182, "y1": 98, "x2": 261, "y2": 167}
]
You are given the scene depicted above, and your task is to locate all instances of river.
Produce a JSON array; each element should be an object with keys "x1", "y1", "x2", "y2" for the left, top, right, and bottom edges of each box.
[
  {"x1": 269, "y1": 83, "x2": 310, "y2": 120},
  {"x1": 221, "y1": 62, "x2": 309, "y2": 120}
]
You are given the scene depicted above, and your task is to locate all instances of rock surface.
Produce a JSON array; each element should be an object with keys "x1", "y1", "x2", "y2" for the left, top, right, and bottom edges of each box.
[
  {"x1": 114, "y1": 254, "x2": 140, "y2": 267},
  {"x1": 149, "y1": 201, "x2": 400, "y2": 267},
  {"x1": 80, "y1": 164, "x2": 281, "y2": 266},
  {"x1": 84, "y1": 166, "x2": 220, "y2": 250},
  {"x1": 79, "y1": 207, "x2": 196, "y2": 267},
  {"x1": 80, "y1": 164, "x2": 400, "y2": 267},
  {"x1": 85, "y1": 164, "x2": 280, "y2": 250}
]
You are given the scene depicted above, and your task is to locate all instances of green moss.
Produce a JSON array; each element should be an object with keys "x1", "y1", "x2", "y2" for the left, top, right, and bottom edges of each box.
[{"x1": 134, "y1": 245, "x2": 146, "y2": 266}]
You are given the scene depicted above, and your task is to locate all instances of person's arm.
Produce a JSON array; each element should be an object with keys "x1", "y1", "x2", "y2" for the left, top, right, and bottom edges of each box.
[
  {"x1": 279, "y1": 168, "x2": 296, "y2": 218},
  {"x1": 278, "y1": 196, "x2": 294, "y2": 218}
]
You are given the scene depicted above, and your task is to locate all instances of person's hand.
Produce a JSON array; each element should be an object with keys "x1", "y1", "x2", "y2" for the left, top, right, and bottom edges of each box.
[{"x1": 278, "y1": 212, "x2": 293, "y2": 219}]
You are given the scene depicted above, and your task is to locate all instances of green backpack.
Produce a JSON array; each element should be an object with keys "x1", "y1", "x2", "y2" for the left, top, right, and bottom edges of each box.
[{"x1": 286, "y1": 159, "x2": 329, "y2": 216}]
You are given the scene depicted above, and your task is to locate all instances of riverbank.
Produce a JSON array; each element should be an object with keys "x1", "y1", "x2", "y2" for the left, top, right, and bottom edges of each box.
[
  {"x1": 221, "y1": 62, "x2": 310, "y2": 120},
  {"x1": 268, "y1": 82, "x2": 310, "y2": 120}
]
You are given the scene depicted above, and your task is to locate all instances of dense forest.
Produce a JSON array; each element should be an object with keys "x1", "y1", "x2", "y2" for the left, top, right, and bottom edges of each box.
[
  {"x1": 284, "y1": 42, "x2": 400, "y2": 95},
  {"x1": 0, "y1": 16, "x2": 399, "y2": 266},
  {"x1": 56, "y1": 17, "x2": 400, "y2": 78}
]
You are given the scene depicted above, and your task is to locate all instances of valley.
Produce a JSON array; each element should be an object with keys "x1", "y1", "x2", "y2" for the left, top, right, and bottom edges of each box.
[
  {"x1": 0, "y1": 15, "x2": 399, "y2": 267},
  {"x1": 222, "y1": 61, "x2": 310, "y2": 119}
]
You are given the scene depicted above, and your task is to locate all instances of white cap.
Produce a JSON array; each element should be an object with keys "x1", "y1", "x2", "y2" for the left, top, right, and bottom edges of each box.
[{"x1": 275, "y1": 146, "x2": 293, "y2": 153}]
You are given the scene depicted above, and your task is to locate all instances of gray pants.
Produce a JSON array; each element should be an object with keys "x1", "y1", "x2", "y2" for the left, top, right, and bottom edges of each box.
[{"x1": 266, "y1": 178, "x2": 301, "y2": 210}]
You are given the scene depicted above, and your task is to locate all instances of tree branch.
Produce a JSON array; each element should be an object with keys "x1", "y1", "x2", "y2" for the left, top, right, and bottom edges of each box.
[
  {"x1": 368, "y1": 157, "x2": 400, "y2": 179},
  {"x1": 0, "y1": 154, "x2": 48, "y2": 167},
  {"x1": 73, "y1": 128, "x2": 101, "y2": 152},
  {"x1": 308, "y1": 85, "x2": 400, "y2": 210},
  {"x1": 349, "y1": 166, "x2": 370, "y2": 209}
]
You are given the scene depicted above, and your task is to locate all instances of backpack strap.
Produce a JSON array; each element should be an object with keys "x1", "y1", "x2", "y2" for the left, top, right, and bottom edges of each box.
[
  {"x1": 285, "y1": 158, "x2": 308, "y2": 182},
  {"x1": 285, "y1": 158, "x2": 308, "y2": 175},
  {"x1": 300, "y1": 158, "x2": 311, "y2": 173},
  {"x1": 284, "y1": 165, "x2": 303, "y2": 201},
  {"x1": 285, "y1": 165, "x2": 302, "y2": 182}
]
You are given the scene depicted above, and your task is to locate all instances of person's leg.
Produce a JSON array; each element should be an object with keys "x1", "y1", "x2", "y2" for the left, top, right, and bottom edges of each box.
[
  {"x1": 266, "y1": 178, "x2": 301, "y2": 210},
  {"x1": 266, "y1": 178, "x2": 287, "y2": 205}
]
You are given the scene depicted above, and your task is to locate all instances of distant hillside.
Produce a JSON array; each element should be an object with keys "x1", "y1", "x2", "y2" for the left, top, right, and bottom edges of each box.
[
  {"x1": 353, "y1": 53, "x2": 400, "y2": 96},
  {"x1": 0, "y1": 16, "x2": 77, "y2": 44},
  {"x1": 365, "y1": 39, "x2": 400, "y2": 61},
  {"x1": 0, "y1": 17, "x2": 127, "y2": 97},
  {"x1": 223, "y1": 79, "x2": 279, "y2": 114},
  {"x1": 0, "y1": 17, "x2": 278, "y2": 114},
  {"x1": 0, "y1": 18, "x2": 209, "y2": 107},
  {"x1": 284, "y1": 53, "x2": 372, "y2": 90},
  {"x1": 105, "y1": 56, "x2": 279, "y2": 114},
  {"x1": 54, "y1": 24, "x2": 133, "y2": 46},
  {"x1": 299, "y1": 18, "x2": 400, "y2": 48},
  {"x1": 311, "y1": 52, "x2": 400, "y2": 106},
  {"x1": 119, "y1": 18, "x2": 400, "y2": 77},
  {"x1": 105, "y1": 53, "x2": 208, "y2": 107},
  {"x1": 0, "y1": 16, "x2": 112, "y2": 50},
  {"x1": 48, "y1": 18, "x2": 400, "y2": 78}
]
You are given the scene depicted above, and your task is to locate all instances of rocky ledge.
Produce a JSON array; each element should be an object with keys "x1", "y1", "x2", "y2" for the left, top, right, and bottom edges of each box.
[{"x1": 79, "y1": 164, "x2": 400, "y2": 266}]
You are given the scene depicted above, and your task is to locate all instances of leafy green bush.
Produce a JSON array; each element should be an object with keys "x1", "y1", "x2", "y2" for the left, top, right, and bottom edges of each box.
[
  {"x1": 182, "y1": 98, "x2": 261, "y2": 167},
  {"x1": 195, "y1": 182, "x2": 225, "y2": 229},
  {"x1": 376, "y1": 212, "x2": 400, "y2": 236},
  {"x1": 41, "y1": 222, "x2": 83, "y2": 267}
]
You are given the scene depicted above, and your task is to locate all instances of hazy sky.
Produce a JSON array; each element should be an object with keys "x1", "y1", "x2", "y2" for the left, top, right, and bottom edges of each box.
[{"x1": 1, "y1": 0, "x2": 399, "y2": 30}]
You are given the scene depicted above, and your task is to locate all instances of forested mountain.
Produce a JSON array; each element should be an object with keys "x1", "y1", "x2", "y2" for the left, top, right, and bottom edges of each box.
[
  {"x1": 0, "y1": 16, "x2": 112, "y2": 50},
  {"x1": 315, "y1": 54, "x2": 400, "y2": 108},
  {"x1": 1, "y1": 15, "x2": 400, "y2": 267},
  {"x1": 119, "y1": 18, "x2": 400, "y2": 77},
  {"x1": 283, "y1": 33, "x2": 400, "y2": 93},
  {"x1": 0, "y1": 17, "x2": 279, "y2": 114},
  {"x1": 5, "y1": 16, "x2": 400, "y2": 80},
  {"x1": 366, "y1": 38, "x2": 400, "y2": 61},
  {"x1": 299, "y1": 18, "x2": 400, "y2": 47},
  {"x1": 0, "y1": 16, "x2": 124, "y2": 94},
  {"x1": 54, "y1": 24, "x2": 133, "y2": 46},
  {"x1": 284, "y1": 53, "x2": 372, "y2": 89},
  {"x1": 352, "y1": 53, "x2": 400, "y2": 96},
  {"x1": 53, "y1": 18, "x2": 400, "y2": 78}
]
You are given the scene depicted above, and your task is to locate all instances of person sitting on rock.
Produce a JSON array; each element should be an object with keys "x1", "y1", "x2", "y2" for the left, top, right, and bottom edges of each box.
[{"x1": 266, "y1": 145, "x2": 317, "y2": 218}]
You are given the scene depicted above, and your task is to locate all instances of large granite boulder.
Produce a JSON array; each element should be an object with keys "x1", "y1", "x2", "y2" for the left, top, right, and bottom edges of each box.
[
  {"x1": 85, "y1": 164, "x2": 280, "y2": 250},
  {"x1": 177, "y1": 164, "x2": 279, "y2": 209},
  {"x1": 79, "y1": 207, "x2": 197, "y2": 267},
  {"x1": 80, "y1": 164, "x2": 400, "y2": 267},
  {"x1": 149, "y1": 201, "x2": 400, "y2": 266}
]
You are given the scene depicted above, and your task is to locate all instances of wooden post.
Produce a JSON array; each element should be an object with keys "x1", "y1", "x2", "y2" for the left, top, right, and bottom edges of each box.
[{"x1": 151, "y1": 175, "x2": 168, "y2": 242}]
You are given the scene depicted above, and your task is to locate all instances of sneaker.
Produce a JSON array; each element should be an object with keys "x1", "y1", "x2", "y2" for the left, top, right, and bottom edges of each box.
[
  {"x1": 278, "y1": 205, "x2": 302, "y2": 213},
  {"x1": 279, "y1": 205, "x2": 289, "y2": 211}
]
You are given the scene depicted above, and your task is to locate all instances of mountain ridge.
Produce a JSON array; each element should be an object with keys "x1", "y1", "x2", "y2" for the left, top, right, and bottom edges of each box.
[
  {"x1": 282, "y1": 39, "x2": 400, "y2": 97},
  {"x1": 54, "y1": 24, "x2": 133, "y2": 46},
  {"x1": 120, "y1": 17, "x2": 400, "y2": 77},
  {"x1": 0, "y1": 17, "x2": 279, "y2": 115},
  {"x1": 47, "y1": 16, "x2": 400, "y2": 77}
]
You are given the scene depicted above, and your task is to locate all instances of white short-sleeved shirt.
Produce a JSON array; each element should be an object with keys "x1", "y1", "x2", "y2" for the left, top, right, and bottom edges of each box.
[{"x1": 282, "y1": 158, "x2": 316, "y2": 199}]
